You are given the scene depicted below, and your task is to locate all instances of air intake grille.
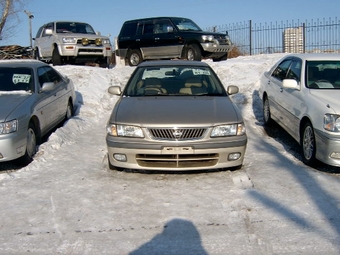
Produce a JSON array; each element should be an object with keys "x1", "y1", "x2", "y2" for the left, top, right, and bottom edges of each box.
[{"x1": 148, "y1": 128, "x2": 207, "y2": 140}]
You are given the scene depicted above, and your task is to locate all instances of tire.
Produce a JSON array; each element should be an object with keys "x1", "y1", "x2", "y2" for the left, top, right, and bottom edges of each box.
[
  {"x1": 34, "y1": 48, "x2": 41, "y2": 61},
  {"x1": 127, "y1": 49, "x2": 142, "y2": 66},
  {"x1": 213, "y1": 53, "x2": 228, "y2": 62},
  {"x1": 16, "y1": 123, "x2": 37, "y2": 166},
  {"x1": 65, "y1": 100, "x2": 74, "y2": 121},
  {"x1": 301, "y1": 122, "x2": 317, "y2": 166},
  {"x1": 52, "y1": 47, "x2": 62, "y2": 66},
  {"x1": 185, "y1": 44, "x2": 202, "y2": 61},
  {"x1": 263, "y1": 96, "x2": 272, "y2": 125}
]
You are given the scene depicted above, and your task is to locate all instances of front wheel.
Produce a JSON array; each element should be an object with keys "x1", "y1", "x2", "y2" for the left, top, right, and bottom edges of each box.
[
  {"x1": 127, "y1": 49, "x2": 142, "y2": 66},
  {"x1": 16, "y1": 123, "x2": 37, "y2": 166},
  {"x1": 301, "y1": 122, "x2": 317, "y2": 166},
  {"x1": 185, "y1": 44, "x2": 202, "y2": 61},
  {"x1": 65, "y1": 100, "x2": 74, "y2": 121},
  {"x1": 34, "y1": 48, "x2": 41, "y2": 61},
  {"x1": 52, "y1": 47, "x2": 62, "y2": 66}
]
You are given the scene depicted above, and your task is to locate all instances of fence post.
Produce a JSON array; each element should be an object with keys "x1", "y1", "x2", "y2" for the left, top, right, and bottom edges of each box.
[
  {"x1": 302, "y1": 22, "x2": 306, "y2": 53},
  {"x1": 249, "y1": 20, "x2": 252, "y2": 55}
]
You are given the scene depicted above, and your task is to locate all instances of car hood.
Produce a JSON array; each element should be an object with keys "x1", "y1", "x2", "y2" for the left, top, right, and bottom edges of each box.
[
  {"x1": 309, "y1": 90, "x2": 340, "y2": 113},
  {"x1": 111, "y1": 97, "x2": 242, "y2": 126},
  {"x1": 0, "y1": 93, "x2": 30, "y2": 121}
]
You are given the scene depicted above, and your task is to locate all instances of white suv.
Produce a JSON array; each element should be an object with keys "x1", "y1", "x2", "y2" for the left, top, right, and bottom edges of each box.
[{"x1": 33, "y1": 21, "x2": 112, "y2": 67}]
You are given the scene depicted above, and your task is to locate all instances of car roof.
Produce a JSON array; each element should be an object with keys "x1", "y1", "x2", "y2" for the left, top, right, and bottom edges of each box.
[
  {"x1": 285, "y1": 53, "x2": 340, "y2": 61},
  {"x1": 124, "y1": 17, "x2": 189, "y2": 23},
  {"x1": 137, "y1": 60, "x2": 210, "y2": 68},
  {"x1": 0, "y1": 59, "x2": 49, "y2": 68}
]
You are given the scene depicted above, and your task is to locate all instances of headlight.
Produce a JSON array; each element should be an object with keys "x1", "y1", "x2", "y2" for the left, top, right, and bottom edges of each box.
[
  {"x1": 0, "y1": 120, "x2": 18, "y2": 135},
  {"x1": 202, "y1": 35, "x2": 214, "y2": 42},
  {"x1": 102, "y1": 39, "x2": 110, "y2": 44},
  {"x1": 107, "y1": 124, "x2": 144, "y2": 138},
  {"x1": 211, "y1": 123, "x2": 246, "y2": 137},
  {"x1": 324, "y1": 114, "x2": 340, "y2": 132},
  {"x1": 62, "y1": 37, "x2": 77, "y2": 44}
]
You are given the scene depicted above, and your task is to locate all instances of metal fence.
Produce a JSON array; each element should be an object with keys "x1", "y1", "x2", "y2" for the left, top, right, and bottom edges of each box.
[{"x1": 207, "y1": 17, "x2": 340, "y2": 55}]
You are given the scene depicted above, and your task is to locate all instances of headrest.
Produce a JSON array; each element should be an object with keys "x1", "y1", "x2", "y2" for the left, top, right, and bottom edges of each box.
[{"x1": 185, "y1": 77, "x2": 202, "y2": 88}]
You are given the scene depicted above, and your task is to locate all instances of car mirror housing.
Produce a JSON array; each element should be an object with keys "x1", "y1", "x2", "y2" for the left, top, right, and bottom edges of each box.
[
  {"x1": 108, "y1": 86, "x2": 121, "y2": 95},
  {"x1": 45, "y1": 29, "x2": 53, "y2": 35},
  {"x1": 283, "y1": 79, "x2": 300, "y2": 90},
  {"x1": 227, "y1": 85, "x2": 239, "y2": 95},
  {"x1": 41, "y1": 82, "x2": 55, "y2": 92}
]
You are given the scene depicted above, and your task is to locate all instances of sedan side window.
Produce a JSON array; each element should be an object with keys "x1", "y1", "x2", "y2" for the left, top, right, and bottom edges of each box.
[
  {"x1": 286, "y1": 59, "x2": 302, "y2": 83},
  {"x1": 37, "y1": 66, "x2": 62, "y2": 87},
  {"x1": 272, "y1": 59, "x2": 292, "y2": 81}
]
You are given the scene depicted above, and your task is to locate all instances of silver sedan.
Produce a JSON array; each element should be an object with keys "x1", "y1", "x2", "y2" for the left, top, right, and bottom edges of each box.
[
  {"x1": 0, "y1": 59, "x2": 76, "y2": 165},
  {"x1": 106, "y1": 60, "x2": 247, "y2": 171}
]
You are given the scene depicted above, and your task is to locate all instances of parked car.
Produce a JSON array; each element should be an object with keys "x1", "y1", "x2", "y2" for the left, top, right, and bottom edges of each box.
[
  {"x1": 0, "y1": 59, "x2": 76, "y2": 165},
  {"x1": 259, "y1": 53, "x2": 340, "y2": 167},
  {"x1": 106, "y1": 60, "x2": 247, "y2": 171},
  {"x1": 33, "y1": 21, "x2": 112, "y2": 67},
  {"x1": 116, "y1": 17, "x2": 232, "y2": 66}
]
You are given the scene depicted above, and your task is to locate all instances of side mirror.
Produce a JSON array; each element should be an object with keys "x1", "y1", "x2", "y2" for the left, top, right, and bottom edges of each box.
[
  {"x1": 41, "y1": 82, "x2": 54, "y2": 92},
  {"x1": 283, "y1": 79, "x2": 300, "y2": 90},
  {"x1": 108, "y1": 86, "x2": 121, "y2": 95},
  {"x1": 227, "y1": 85, "x2": 239, "y2": 95},
  {"x1": 45, "y1": 29, "x2": 53, "y2": 35},
  {"x1": 167, "y1": 26, "x2": 174, "y2": 33}
]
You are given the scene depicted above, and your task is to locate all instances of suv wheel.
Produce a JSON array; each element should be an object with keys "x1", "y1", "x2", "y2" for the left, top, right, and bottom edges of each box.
[
  {"x1": 34, "y1": 48, "x2": 41, "y2": 61},
  {"x1": 127, "y1": 49, "x2": 142, "y2": 66},
  {"x1": 185, "y1": 44, "x2": 202, "y2": 61},
  {"x1": 52, "y1": 47, "x2": 62, "y2": 66}
]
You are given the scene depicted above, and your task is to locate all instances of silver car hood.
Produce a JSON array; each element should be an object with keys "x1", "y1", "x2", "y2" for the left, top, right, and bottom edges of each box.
[
  {"x1": 111, "y1": 96, "x2": 242, "y2": 126},
  {"x1": 0, "y1": 93, "x2": 30, "y2": 121},
  {"x1": 309, "y1": 90, "x2": 340, "y2": 113}
]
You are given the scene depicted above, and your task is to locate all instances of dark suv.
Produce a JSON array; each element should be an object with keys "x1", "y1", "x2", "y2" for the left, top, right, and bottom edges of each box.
[{"x1": 116, "y1": 17, "x2": 232, "y2": 66}]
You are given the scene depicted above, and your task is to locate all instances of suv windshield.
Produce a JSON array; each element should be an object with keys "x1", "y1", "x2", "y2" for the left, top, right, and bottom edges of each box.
[
  {"x1": 306, "y1": 61, "x2": 340, "y2": 89},
  {"x1": 171, "y1": 18, "x2": 202, "y2": 31},
  {"x1": 124, "y1": 65, "x2": 226, "y2": 97},
  {"x1": 56, "y1": 22, "x2": 96, "y2": 34}
]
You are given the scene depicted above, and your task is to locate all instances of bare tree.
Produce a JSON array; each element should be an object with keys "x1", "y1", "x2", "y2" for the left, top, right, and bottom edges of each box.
[{"x1": 0, "y1": 0, "x2": 29, "y2": 42}]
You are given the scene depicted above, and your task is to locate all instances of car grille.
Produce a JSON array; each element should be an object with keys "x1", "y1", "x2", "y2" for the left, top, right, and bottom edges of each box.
[
  {"x1": 136, "y1": 153, "x2": 219, "y2": 168},
  {"x1": 147, "y1": 128, "x2": 207, "y2": 141},
  {"x1": 214, "y1": 35, "x2": 229, "y2": 45}
]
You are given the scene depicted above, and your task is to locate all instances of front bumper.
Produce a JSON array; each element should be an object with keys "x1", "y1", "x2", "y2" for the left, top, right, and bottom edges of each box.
[
  {"x1": 0, "y1": 131, "x2": 26, "y2": 162},
  {"x1": 200, "y1": 42, "x2": 232, "y2": 56},
  {"x1": 106, "y1": 135, "x2": 247, "y2": 171},
  {"x1": 315, "y1": 129, "x2": 340, "y2": 167},
  {"x1": 59, "y1": 44, "x2": 112, "y2": 57}
]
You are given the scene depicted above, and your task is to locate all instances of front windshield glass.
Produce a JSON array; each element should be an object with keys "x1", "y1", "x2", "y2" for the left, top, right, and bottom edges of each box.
[
  {"x1": 306, "y1": 61, "x2": 340, "y2": 89},
  {"x1": 0, "y1": 67, "x2": 34, "y2": 93},
  {"x1": 171, "y1": 18, "x2": 202, "y2": 31},
  {"x1": 56, "y1": 22, "x2": 96, "y2": 34},
  {"x1": 123, "y1": 65, "x2": 226, "y2": 97}
]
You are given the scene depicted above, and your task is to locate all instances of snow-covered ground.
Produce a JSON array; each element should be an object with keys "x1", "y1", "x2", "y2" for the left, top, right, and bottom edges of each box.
[{"x1": 1, "y1": 54, "x2": 340, "y2": 254}]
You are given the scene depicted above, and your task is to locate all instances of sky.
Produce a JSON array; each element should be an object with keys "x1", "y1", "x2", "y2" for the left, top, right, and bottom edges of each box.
[
  {"x1": 1, "y1": 54, "x2": 340, "y2": 253},
  {"x1": 1, "y1": 0, "x2": 339, "y2": 47}
]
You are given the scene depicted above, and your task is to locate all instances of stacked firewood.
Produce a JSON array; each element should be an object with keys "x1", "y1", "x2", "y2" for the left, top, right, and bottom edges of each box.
[{"x1": 0, "y1": 45, "x2": 33, "y2": 60}]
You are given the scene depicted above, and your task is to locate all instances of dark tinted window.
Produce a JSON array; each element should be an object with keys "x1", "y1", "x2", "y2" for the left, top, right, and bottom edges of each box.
[
  {"x1": 0, "y1": 67, "x2": 34, "y2": 92},
  {"x1": 272, "y1": 59, "x2": 292, "y2": 81},
  {"x1": 37, "y1": 66, "x2": 62, "y2": 87},
  {"x1": 120, "y1": 22, "x2": 138, "y2": 37}
]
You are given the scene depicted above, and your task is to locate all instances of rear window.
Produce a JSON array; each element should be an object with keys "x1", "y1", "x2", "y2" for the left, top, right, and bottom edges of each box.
[
  {"x1": 0, "y1": 67, "x2": 34, "y2": 92},
  {"x1": 120, "y1": 22, "x2": 138, "y2": 37}
]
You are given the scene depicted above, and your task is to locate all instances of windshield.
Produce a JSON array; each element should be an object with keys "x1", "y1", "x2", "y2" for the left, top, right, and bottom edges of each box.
[
  {"x1": 306, "y1": 61, "x2": 340, "y2": 89},
  {"x1": 171, "y1": 18, "x2": 202, "y2": 31},
  {"x1": 0, "y1": 67, "x2": 34, "y2": 92},
  {"x1": 123, "y1": 65, "x2": 226, "y2": 97},
  {"x1": 56, "y1": 22, "x2": 96, "y2": 34}
]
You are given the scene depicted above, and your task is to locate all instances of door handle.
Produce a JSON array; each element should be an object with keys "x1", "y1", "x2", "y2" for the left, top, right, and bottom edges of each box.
[
  {"x1": 267, "y1": 80, "x2": 270, "y2": 85},
  {"x1": 280, "y1": 88, "x2": 283, "y2": 93},
  {"x1": 155, "y1": 37, "x2": 160, "y2": 41}
]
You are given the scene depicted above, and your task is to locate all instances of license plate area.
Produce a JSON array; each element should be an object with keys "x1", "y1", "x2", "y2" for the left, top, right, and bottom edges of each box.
[{"x1": 161, "y1": 146, "x2": 194, "y2": 154}]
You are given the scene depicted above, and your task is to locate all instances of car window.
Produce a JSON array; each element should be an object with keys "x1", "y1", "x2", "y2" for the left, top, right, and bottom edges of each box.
[
  {"x1": 56, "y1": 22, "x2": 95, "y2": 34},
  {"x1": 37, "y1": 66, "x2": 62, "y2": 87},
  {"x1": 153, "y1": 19, "x2": 173, "y2": 34},
  {"x1": 42, "y1": 23, "x2": 54, "y2": 37},
  {"x1": 171, "y1": 18, "x2": 202, "y2": 31},
  {"x1": 120, "y1": 22, "x2": 138, "y2": 37},
  {"x1": 286, "y1": 59, "x2": 302, "y2": 83},
  {"x1": 271, "y1": 59, "x2": 292, "y2": 81},
  {"x1": 306, "y1": 61, "x2": 340, "y2": 89},
  {"x1": 123, "y1": 65, "x2": 226, "y2": 97},
  {"x1": 0, "y1": 67, "x2": 34, "y2": 92}
]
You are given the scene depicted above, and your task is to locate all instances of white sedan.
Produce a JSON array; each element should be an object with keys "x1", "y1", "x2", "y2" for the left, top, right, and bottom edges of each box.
[{"x1": 259, "y1": 53, "x2": 340, "y2": 167}]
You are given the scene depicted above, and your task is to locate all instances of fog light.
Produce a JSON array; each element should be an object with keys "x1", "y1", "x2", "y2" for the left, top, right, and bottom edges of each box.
[
  {"x1": 330, "y1": 152, "x2": 340, "y2": 159},
  {"x1": 113, "y1": 154, "x2": 127, "y2": 162},
  {"x1": 228, "y1": 153, "x2": 241, "y2": 161},
  {"x1": 82, "y1": 38, "x2": 89, "y2": 46}
]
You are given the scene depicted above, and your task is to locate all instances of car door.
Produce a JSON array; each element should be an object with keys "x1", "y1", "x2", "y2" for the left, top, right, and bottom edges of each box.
[
  {"x1": 279, "y1": 58, "x2": 304, "y2": 138},
  {"x1": 152, "y1": 19, "x2": 181, "y2": 58},
  {"x1": 36, "y1": 66, "x2": 68, "y2": 133},
  {"x1": 138, "y1": 21, "x2": 157, "y2": 58},
  {"x1": 39, "y1": 22, "x2": 55, "y2": 57},
  {"x1": 266, "y1": 58, "x2": 293, "y2": 123}
]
